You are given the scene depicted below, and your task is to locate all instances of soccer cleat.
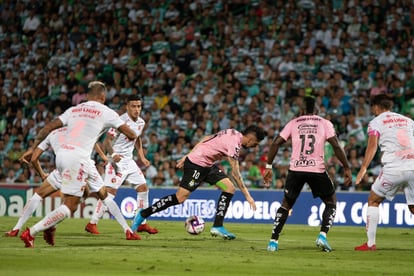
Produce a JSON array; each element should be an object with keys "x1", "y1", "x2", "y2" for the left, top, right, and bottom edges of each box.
[
  {"x1": 20, "y1": 228, "x2": 35, "y2": 248},
  {"x1": 354, "y1": 242, "x2": 377, "y2": 251},
  {"x1": 130, "y1": 210, "x2": 145, "y2": 232},
  {"x1": 210, "y1": 226, "x2": 236, "y2": 240},
  {"x1": 43, "y1": 226, "x2": 56, "y2": 246},
  {"x1": 316, "y1": 234, "x2": 332, "y2": 252},
  {"x1": 85, "y1": 223, "x2": 100, "y2": 234},
  {"x1": 267, "y1": 239, "x2": 279, "y2": 252},
  {"x1": 126, "y1": 230, "x2": 141, "y2": 240},
  {"x1": 5, "y1": 229, "x2": 19, "y2": 237},
  {"x1": 137, "y1": 223, "x2": 159, "y2": 234}
]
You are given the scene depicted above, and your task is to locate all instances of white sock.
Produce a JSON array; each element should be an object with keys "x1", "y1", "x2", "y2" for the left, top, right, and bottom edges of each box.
[
  {"x1": 103, "y1": 196, "x2": 131, "y2": 233},
  {"x1": 366, "y1": 206, "x2": 379, "y2": 247},
  {"x1": 14, "y1": 193, "x2": 43, "y2": 230},
  {"x1": 30, "y1": 204, "x2": 71, "y2": 236},
  {"x1": 90, "y1": 195, "x2": 111, "y2": 224},
  {"x1": 137, "y1": 190, "x2": 149, "y2": 224}
]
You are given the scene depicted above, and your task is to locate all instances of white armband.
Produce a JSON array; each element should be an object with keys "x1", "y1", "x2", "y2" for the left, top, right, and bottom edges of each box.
[
  {"x1": 111, "y1": 153, "x2": 117, "y2": 158},
  {"x1": 265, "y1": 164, "x2": 273, "y2": 169}
]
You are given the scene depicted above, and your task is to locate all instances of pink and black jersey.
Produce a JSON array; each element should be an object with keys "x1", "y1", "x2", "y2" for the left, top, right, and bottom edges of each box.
[
  {"x1": 368, "y1": 111, "x2": 414, "y2": 170},
  {"x1": 187, "y1": 129, "x2": 243, "y2": 167},
  {"x1": 108, "y1": 113, "x2": 145, "y2": 160},
  {"x1": 280, "y1": 115, "x2": 336, "y2": 173}
]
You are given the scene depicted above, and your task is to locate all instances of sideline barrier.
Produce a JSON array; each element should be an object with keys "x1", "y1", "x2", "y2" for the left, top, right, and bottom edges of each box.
[{"x1": 0, "y1": 185, "x2": 413, "y2": 227}]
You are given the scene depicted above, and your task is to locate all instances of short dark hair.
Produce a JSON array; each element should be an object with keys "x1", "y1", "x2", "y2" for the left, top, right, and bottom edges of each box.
[
  {"x1": 127, "y1": 94, "x2": 142, "y2": 102},
  {"x1": 242, "y1": 125, "x2": 266, "y2": 141},
  {"x1": 371, "y1": 94, "x2": 393, "y2": 110},
  {"x1": 304, "y1": 96, "x2": 316, "y2": 114}
]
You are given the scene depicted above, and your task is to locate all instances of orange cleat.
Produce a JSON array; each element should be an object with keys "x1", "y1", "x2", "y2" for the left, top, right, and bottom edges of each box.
[
  {"x1": 137, "y1": 223, "x2": 159, "y2": 234},
  {"x1": 85, "y1": 223, "x2": 100, "y2": 234},
  {"x1": 20, "y1": 228, "x2": 35, "y2": 248},
  {"x1": 355, "y1": 242, "x2": 377, "y2": 251},
  {"x1": 43, "y1": 226, "x2": 56, "y2": 246},
  {"x1": 126, "y1": 230, "x2": 141, "y2": 240},
  {"x1": 5, "y1": 229, "x2": 19, "y2": 237}
]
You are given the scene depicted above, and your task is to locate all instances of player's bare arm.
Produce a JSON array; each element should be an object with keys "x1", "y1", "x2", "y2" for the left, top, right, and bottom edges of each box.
[
  {"x1": 135, "y1": 137, "x2": 150, "y2": 168},
  {"x1": 117, "y1": 123, "x2": 137, "y2": 141},
  {"x1": 32, "y1": 118, "x2": 63, "y2": 150},
  {"x1": 327, "y1": 135, "x2": 352, "y2": 186},
  {"x1": 355, "y1": 134, "x2": 378, "y2": 185},
  {"x1": 94, "y1": 143, "x2": 108, "y2": 165},
  {"x1": 102, "y1": 133, "x2": 123, "y2": 162},
  {"x1": 263, "y1": 135, "x2": 286, "y2": 185},
  {"x1": 21, "y1": 119, "x2": 63, "y2": 163},
  {"x1": 228, "y1": 157, "x2": 257, "y2": 211},
  {"x1": 18, "y1": 149, "x2": 32, "y2": 165},
  {"x1": 30, "y1": 147, "x2": 48, "y2": 181}
]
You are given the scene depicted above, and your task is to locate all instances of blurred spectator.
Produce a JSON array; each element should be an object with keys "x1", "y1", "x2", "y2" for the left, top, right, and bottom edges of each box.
[{"x1": 1, "y1": 0, "x2": 412, "y2": 191}]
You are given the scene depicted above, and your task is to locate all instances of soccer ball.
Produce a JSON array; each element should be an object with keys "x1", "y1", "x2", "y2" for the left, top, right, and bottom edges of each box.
[{"x1": 185, "y1": 215, "x2": 205, "y2": 235}]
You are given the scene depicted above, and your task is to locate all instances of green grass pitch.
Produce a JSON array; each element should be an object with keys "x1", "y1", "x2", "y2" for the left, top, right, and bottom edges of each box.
[{"x1": 0, "y1": 216, "x2": 412, "y2": 275}]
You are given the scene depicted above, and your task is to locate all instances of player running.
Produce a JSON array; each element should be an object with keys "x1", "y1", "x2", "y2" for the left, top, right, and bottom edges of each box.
[
  {"x1": 131, "y1": 125, "x2": 266, "y2": 240},
  {"x1": 263, "y1": 96, "x2": 352, "y2": 252},
  {"x1": 85, "y1": 94, "x2": 158, "y2": 236},
  {"x1": 355, "y1": 94, "x2": 414, "y2": 251},
  {"x1": 5, "y1": 127, "x2": 107, "y2": 242},
  {"x1": 19, "y1": 81, "x2": 140, "y2": 248}
]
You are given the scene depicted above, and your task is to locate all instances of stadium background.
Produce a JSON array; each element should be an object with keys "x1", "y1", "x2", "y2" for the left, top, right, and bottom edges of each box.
[{"x1": 0, "y1": 1, "x2": 414, "y2": 213}]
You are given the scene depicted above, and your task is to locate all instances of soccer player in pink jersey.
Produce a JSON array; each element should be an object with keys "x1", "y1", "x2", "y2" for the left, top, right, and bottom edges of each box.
[
  {"x1": 263, "y1": 97, "x2": 352, "y2": 252},
  {"x1": 131, "y1": 125, "x2": 266, "y2": 239},
  {"x1": 19, "y1": 81, "x2": 141, "y2": 248},
  {"x1": 355, "y1": 94, "x2": 414, "y2": 251},
  {"x1": 85, "y1": 94, "x2": 158, "y2": 236}
]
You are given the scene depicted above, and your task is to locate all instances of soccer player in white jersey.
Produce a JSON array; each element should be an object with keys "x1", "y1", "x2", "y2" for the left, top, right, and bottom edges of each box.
[
  {"x1": 263, "y1": 97, "x2": 352, "y2": 252},
  {"x1": 5, "y1": 127, "x2": 107, "y2": 243},
  {"x1": 355, "y1": 94, "x2": 414, "y2": 251},
  {"x1": 85, "y1": 94, "x2": 158, "y2": 236},
  {"x1": 19, "y1": 81, "x2": 140, "y2": 248},
  {"x1": 131, "y1": 125, "x2": 266, "y2": 240}
]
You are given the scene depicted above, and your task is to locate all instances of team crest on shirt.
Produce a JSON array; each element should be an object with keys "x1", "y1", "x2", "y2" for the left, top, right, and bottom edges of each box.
[{"x1": 111, "y1": 177, "x2": 117, "y2": 183}]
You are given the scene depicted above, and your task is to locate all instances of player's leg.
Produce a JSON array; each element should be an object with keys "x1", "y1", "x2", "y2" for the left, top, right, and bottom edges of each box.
[
  {"x1": 131, "y1": 158, "x2": 204, "y2": 231},
  {"x1": 88, "y1": 161, "x2": 140, "y2": 240},
  {"x1": 135, "y1": 183, "x2": 158, "y2": 234},
  {"x1": 204, "y1": 165, "x2": 238, "y2": 240},
  {"x1": 268, "y1": 170, "x2": 303, "y2": 251},
  {"x1": 20, "y1": 194, "x2": 78, "y2": 248},
  {"x1": 308, "y1": 171, "x2": 337, "y2": 252},
  {"x1": 212, "y1": 177, "x2": 235, "y2": 226},
  {"x1": 20, "y1": 156, "x2": 84, "y2": 248},
  {"x1": 125, "y1": 160, "x2": 158, "y2": 233},
  {"x1": 131, "y1": 186, "x2": 190, "y2": 231},
  {"x1": 85, "y1": 187, "x2": 117, "y2": 234},
  {"x1": 86, "y1": 162, "x2": 122, "y2": 234},
  {"x1": 354, "y1": 190, "x2": 383, "y2": 251},
  {"x1": 6, "y1": 176, "x2": 58, "y2": 237},
  {"x1": 355, "y1": 170, "x2": 401, "y2": 251}
]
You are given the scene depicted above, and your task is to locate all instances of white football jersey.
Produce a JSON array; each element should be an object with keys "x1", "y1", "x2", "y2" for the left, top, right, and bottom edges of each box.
[
  {"x1": 368, "y1": 111, "x2": 414, "y2": 170},
  {"x1": 38, "y1": 127, "x2": 67, "y2": 153},
  {"x1": 58, "y1": 100, "x2": 124, "y2": 157},
  {"x1": 108, "y1": 113, "x2": 145, "y2": 160}
]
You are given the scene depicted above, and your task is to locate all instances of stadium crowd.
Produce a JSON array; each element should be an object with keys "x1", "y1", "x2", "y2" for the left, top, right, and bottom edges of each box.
[{"x1": 1, "y1": 0, "x2": 414, "y2": 192}]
